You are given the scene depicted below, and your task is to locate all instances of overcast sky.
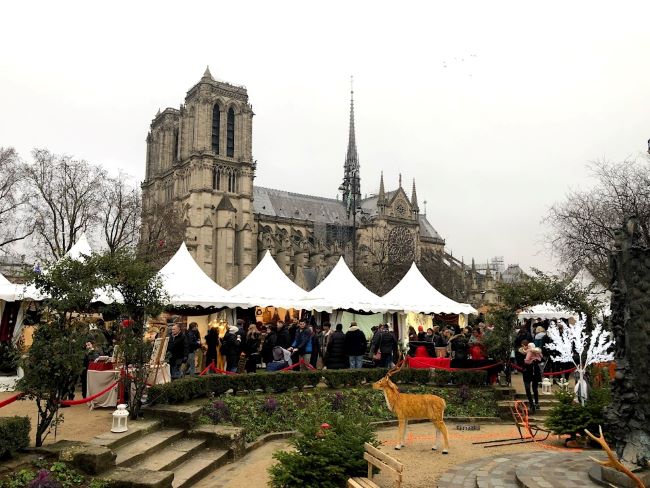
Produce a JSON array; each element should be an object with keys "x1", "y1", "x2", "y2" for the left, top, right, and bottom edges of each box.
[{"x1": 2, "y1": 1, "x2": 649, "y2": 272}]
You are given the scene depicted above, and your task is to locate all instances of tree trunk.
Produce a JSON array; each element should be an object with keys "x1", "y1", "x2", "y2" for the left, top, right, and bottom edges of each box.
[{"x1": 606, "y1": 223, "x2": 650, "y2": 467}]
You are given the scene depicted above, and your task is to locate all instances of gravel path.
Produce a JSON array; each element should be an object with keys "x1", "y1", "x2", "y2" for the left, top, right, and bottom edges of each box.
[{"x1": 0, "y1": 389, "x2": 113, "y2": 446}]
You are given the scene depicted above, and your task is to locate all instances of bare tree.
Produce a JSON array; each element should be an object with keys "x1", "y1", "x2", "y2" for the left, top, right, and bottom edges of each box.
[
  {"x1": 0, "y1": 147, "x2": 33, "y2": 251},
  {"x1": 546, "y1": 159, "x2": 650, "y2": 283},
  {"x1": 354, "y1": 226, "x2": 409, "y2": 295},
  {"x1": 101, "y1": 173, "x2": 141, "y2": 254},
  {"x1": 138, "y1": 201, "x2": 187, "y2": 269},
  {"x1": 23, "y1": 149, "x2": 107, "y2": 260}
]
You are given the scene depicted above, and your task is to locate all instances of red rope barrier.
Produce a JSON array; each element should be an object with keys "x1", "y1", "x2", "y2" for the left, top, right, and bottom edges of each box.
[
  {"x1": 59, "y1": 381, "x2": 119, "y2": 406},
  {"x1": 510, "y1": 362, "x2": 577, "y2": 376},
  {"x1": 0, "y1": 392, "x2": 24, "y2": 409}
]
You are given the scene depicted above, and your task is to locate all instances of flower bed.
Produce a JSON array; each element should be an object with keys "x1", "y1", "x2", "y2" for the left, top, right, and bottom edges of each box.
[
  {"x1": 201, "y1": 385, "x2": 498, "y2": 442},
  {"x1": 0, "y1": 461, "x2": 108, "y2": 488}
]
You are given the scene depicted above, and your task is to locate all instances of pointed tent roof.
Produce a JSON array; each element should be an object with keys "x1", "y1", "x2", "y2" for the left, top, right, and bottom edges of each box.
[
  {"x1": 0, "y1": 272, "x2": 15, "y2": 301},
  {"x1": 228, "y1": 251, "x2": 309, "y2": 309},
  {"x1": 0, "y1": 272, "x2": 10, "y2": 286},
  {"x1": 64, "y1": 233, "x2": 93, "y2": 261},
  {"x1": 302, "y1": 256, "x2": 389, "y2": 313},
  {"x1": 383, "y1": 262, "x2": 477, "y2": 315},
  {"x1": 158, "y1": 243, "x2": 236, "y2": 308}
]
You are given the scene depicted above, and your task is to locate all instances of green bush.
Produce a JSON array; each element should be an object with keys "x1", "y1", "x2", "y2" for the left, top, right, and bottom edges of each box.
[
  {"x1": 148, "y1": 367, "x2": 487, "y2": 405},
  {"x1": 0, "y1": 416, "x2": 30, "y2": 458},
  {"x1": 269, "y1": 412, "x2": 377, "y2": 488},
  {"x1": 545, "y1": 386, "x2": 610, "y2": 439}
]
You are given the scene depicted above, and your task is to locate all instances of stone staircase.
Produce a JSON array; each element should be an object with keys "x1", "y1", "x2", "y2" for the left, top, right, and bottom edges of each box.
[
  {"x1": 496, "y1": 387, "x2": 559, "y2": 424},
  {"x1": 437, "y1": 451, "x2": 601, "y2": 488},
  {"x1": 88, "y1": 420, "x2": 233, "y2": 488}
]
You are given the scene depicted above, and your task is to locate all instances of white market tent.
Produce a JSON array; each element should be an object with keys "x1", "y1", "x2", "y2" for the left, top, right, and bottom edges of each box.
[
  {"x1": 228, "y1": 250, "x2": 309, "y2": 309},
  {"x1": 158, "y1": 243, "x2": 238, "y2": 308},
  {"x1": 0, "y1": 272, "x2": 14, "y2": 301},
  {"x1": 382, "y1": 262, "x2": 478, "y2": 315},
  {"x1": 301, "y1": 257, "x2": 389, "y2": 314},
  {"x1": 64, "y1": 233, "x2": 93, "y2": 260},
  {"x1": 518, "y1": 302, "x2": 577, "y2": 321}
]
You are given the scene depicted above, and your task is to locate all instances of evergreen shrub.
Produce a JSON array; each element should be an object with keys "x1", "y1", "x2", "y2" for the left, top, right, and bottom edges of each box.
[
  {"x1": 268, "y1": 412, "x2": 377, "y2": 488},
  {"x1": 0, "y1": 416, "x2": 30, "y2": 458},
  {"x1": 148, "y1": 367, "x2": 486, "y2": 405}
]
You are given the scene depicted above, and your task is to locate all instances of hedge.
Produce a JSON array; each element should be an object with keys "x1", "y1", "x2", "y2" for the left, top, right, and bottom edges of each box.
[
  {"x1": 0, "y1": 416, "x2": 30, "y2": 458},
  {"x1": 147, "y1": 367, "x2": 488, "y2": 405}
]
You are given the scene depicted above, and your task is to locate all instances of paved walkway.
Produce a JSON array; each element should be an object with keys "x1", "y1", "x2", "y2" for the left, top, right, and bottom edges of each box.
[{"x1": 192, "y1": 440, "x2": 292, "y2": 488}]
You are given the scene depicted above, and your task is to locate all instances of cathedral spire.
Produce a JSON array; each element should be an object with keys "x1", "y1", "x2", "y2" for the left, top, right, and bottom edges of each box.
[
  {"x1": 341, "y1": 76, "x2": 361, "y2": 217},
  {"x1": 202, "y1": 65, "x2": 214, "y2": 81},
  {"x1": 411, "y1": 178, "x2": 419, "y2": 213},
  {"x1": 378, "y1": 172, "x2": 386, "y2": 204}
]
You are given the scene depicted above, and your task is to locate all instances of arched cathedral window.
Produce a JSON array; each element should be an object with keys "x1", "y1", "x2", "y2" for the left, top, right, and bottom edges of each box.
[
  {"x1": 212, "y1": 105, "x2": 220, "y2": 154},
  {"x1": 227, "y1": 108, "x2": 235, "y2": 157}
]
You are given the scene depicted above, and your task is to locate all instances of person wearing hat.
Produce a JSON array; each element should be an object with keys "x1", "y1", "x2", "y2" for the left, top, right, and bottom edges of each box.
[
  {"x1": 519, "y1": 341, "x2": 542, "y2": 413},
  {"x1": 417, "y1": 325, "x2": 426, "y2": 341},
  {"x1": 220, "y1": 325, "x2": 242, "y2": 373}
]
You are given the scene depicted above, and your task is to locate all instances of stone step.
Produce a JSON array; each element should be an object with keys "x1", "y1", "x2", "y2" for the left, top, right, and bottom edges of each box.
[
  {"x1": 132, "y1": 438, "x2": 207, "y2": 472},
  {"x1": 437, "y1": 454, "x2": 519, "y2": 488},
  {"x1": 115, "y1": 429, "x2": 185, "y2": 467},
  {"x1": 169, "y1": 449, "x2": 230, "y2": 488},
  {"x1": 475, "y1": 453, "x2": 556, "y2": 488},
  {"x1": 88, "y1": 419, "x2": 161, "y2": 450},
  {"x1": 515, "y1": 453, "x2": 597, "y2": 488}
]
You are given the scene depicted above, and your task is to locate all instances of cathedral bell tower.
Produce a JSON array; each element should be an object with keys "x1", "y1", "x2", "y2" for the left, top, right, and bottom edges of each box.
[{"x1": 142, "y1": 67, "x2": 256, "y2": 288}]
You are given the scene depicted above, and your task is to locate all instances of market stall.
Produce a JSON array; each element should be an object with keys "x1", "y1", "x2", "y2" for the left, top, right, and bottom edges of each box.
[
  {"x1": 382, "y1": 262, "x2": 477, "y2": 343},
  {"x1": 228, "y1": 251, "x2": 309, "y2": 309}
]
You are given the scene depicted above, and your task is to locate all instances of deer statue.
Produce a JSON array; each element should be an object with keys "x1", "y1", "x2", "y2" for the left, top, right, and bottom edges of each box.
[{"x1": 372, "y1": 362, "x2": 450, "y2": 453}]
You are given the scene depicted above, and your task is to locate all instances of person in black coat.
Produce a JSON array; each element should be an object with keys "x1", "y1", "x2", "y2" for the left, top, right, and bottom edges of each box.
[
  {"x1": 243, "y1": 327, "x2": 261, "y2": 373},
  {"x1": 204, "y1": 327, "x2": 219, "y2": 369},
  {"x1": 325, "y1": 324, "x2": 348, "y2": 370},
  {"x1": 371, "y1": 324, "x2": 398, "y2": 368},
  {"x1": 220, "y1": 325, "x2": 241, "y2": 373},
  {"x1": 261, "y1": 324, "x2": 278, "y2": 364},
  {"x1": 168, "y1": 324, "x2": 189, "y2": 379},
  {"x1": 344, "y1": 322, "x2": 367, "y2": 369},
  {"x1": 276, "y1": 321, "x2": 291, "y2": 349}
]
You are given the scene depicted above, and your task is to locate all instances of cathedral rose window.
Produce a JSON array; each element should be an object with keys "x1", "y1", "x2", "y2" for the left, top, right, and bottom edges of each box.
[{"x1": 388, "y1": 226, "x2": 415, "y2": 263}]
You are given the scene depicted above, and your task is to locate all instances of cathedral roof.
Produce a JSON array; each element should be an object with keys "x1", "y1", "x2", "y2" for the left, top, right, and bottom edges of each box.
[
  {"x1": 253, "y1": 186, "x2": 349, "y2": 224},
  {"x1": 418, "y1": 215, "x2": 444, "y2": 242}
]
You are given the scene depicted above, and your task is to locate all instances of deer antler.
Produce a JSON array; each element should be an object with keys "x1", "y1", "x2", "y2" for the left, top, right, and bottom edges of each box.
[
  {"x1": 584, "y1": 426, "x2": 645, "y2": 488},
  {"x1": 386, "y1": 359, "x2": 406, "y2": 378}
]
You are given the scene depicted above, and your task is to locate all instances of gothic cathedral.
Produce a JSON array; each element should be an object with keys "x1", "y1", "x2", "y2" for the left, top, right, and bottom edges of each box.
[{"x1": 142, "y1": 68, "x2": 446, "y2": 290}]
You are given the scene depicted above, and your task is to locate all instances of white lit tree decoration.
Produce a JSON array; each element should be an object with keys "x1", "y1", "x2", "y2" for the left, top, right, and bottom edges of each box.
[{"x1": 546, "y1": 319, "x2": 614, "y2": 405}]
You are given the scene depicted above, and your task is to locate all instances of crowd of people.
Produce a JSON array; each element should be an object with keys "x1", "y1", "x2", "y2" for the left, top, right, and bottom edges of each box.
[
  {"x1": 406, "y1": 322, "x2": 491, "y2": 361},
  {"x1": 165, "y1": 318, "x2": 401, "y2": 379}
]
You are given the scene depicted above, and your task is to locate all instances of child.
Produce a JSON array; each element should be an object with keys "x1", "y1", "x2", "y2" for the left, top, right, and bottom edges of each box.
[{"x1": 524, "y1": 341, "x2": 543, "y2": 364}]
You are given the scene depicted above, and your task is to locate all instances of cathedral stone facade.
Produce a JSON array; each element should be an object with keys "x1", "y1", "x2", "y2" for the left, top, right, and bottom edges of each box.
[{"x1": 142, "y1": 68, "x2": 446, "y2": 290}]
